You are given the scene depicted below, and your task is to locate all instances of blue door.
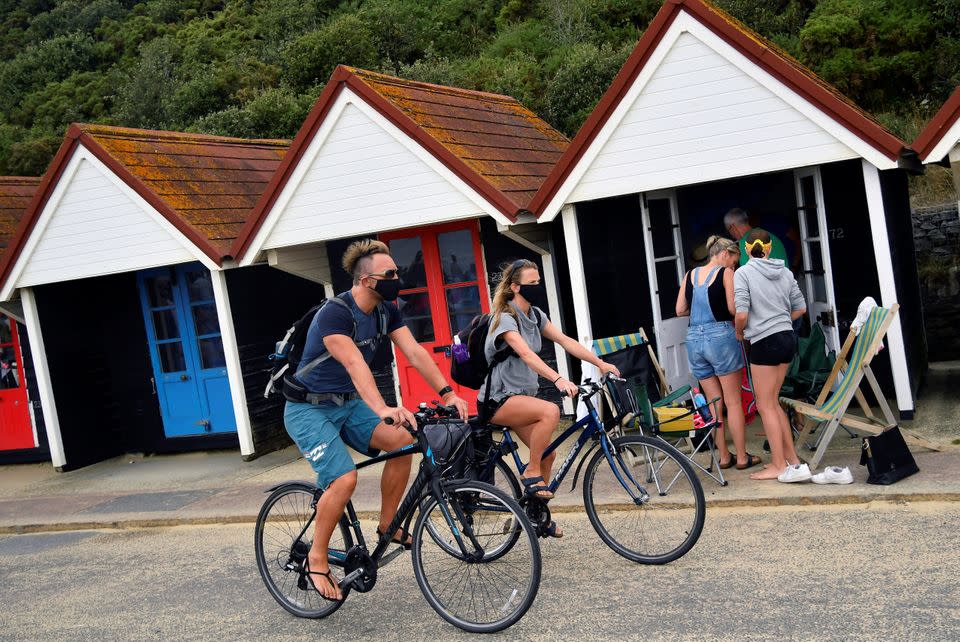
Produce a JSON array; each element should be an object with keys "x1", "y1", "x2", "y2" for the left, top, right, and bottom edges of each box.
[{"x1": 138, "y1": 264, "x2": 236, "y2": 437}]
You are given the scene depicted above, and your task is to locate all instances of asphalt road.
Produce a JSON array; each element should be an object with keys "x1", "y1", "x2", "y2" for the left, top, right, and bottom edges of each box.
[{"x1": 1, "y1": 502, "x2": 958, "y2": 641}]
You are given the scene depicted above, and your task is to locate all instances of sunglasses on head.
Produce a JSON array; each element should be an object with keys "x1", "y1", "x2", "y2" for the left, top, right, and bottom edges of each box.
[{"x1": 365, "y1": 269, "x2": 399, "y2": 280}]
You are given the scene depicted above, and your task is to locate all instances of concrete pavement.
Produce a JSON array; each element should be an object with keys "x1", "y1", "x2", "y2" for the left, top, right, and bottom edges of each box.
[
  {"x1": 2, "y1": 504, "x2": 958, "y2": 639},
  {"x1": 1, "y1": 416, "x2": 957, "y2": 533}
]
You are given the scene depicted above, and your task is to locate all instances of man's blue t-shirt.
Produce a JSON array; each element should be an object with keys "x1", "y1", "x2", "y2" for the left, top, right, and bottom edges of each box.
[{"x1": 295, "y1": 291, "x2": 403, "y2": 393}]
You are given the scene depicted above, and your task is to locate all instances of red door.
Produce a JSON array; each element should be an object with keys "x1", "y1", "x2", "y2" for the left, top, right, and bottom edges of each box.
[
  {"x1": 0, "y1": 315, "x2": 34, "y2": 450},
  {"x1": 381, "y1": 221, "x2": 490, "y2": 412}
]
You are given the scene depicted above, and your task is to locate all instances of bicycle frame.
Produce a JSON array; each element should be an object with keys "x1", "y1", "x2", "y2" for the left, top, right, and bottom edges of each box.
[
  {"x1": 495, "y1": 388, "x2": 649, "y2": 503},
  {"x1": 296, "y1": 432, "x2": 489, "y2": 590}
]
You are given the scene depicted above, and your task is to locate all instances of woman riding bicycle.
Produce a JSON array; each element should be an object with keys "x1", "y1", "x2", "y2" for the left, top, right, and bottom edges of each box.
[{"x1": 479, "y1": 259, "x2": 619, "y2": 536}]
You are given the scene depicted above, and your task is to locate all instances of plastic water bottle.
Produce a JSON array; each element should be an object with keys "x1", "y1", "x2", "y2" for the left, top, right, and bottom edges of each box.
[{"x1": 693, "y1": 391, "x2": 712, "y2": 424}]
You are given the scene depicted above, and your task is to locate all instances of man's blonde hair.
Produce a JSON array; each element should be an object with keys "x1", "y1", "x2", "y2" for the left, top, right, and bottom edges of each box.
[{"x1": 342, "y1": 239, "x2": 390, "y2": 283}]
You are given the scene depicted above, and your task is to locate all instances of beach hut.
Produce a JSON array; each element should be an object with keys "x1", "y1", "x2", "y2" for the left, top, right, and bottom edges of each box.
[
  {"x1": 0, "y1": 125, "x2": 320, "y2": 470},
  {"x1": 0, "y1": 177, "x2": 47, "y2": 462},
  {"x1": 529, "y1": 0, "x2": 925, "y2": 417},
  {"x1": 914, "y1": 86, "x2": 960, "y2": 204},
  {"x1": 233, "y1": 66, "x2": 575, "y2": 415}
]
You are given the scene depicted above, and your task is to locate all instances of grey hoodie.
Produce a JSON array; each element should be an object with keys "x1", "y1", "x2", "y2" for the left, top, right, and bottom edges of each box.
[{"x1": 733, "y1": 258, "x2": 805, "y2": 342}]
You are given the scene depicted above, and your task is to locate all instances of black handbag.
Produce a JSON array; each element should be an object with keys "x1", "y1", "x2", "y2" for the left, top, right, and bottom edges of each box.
[{"x1": 859, "y1": 426, "x2": 919, "y2": 485}]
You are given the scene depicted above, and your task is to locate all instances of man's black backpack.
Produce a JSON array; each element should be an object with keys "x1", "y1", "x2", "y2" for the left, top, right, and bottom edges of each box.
[
  {"x1": 264, "y1": 294, "x2": 388, "y2": 399},
  {"x1": 449, "y1": 308, "x2": 543, "y2": 390}
]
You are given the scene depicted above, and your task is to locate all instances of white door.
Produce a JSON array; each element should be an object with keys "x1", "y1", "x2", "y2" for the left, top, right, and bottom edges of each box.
[
  {"x1": 639, "y1": 190, "x2": 694, "y2": 390},
  {"x1": 794, "y1": 168, "x2": 840, "y2": 352}
]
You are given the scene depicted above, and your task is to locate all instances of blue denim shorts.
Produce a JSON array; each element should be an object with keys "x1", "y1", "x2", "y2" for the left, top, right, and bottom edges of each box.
[
  {"x1": 686, "y1": 321, "x2": 744, "y2": 380},
  {"x1": 283, "y1": 399, "x2": 381, "y2": 489}
]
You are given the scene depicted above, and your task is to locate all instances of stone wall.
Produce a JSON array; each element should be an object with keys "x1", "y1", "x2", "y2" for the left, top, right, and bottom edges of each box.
[{"x1": 912, "y1": 204, "x2": 960, "y2": 361}]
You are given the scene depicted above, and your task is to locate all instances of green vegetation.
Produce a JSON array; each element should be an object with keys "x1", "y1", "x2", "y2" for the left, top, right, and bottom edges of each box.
[{"x1": 0, "y1": 0, "x2": 958, "y2": 177}]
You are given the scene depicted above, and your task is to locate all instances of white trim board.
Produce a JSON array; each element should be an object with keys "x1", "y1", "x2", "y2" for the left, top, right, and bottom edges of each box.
[
  {"x1": 540, "y1": 12, "x2": 896, "y2": 221},
  {"x1": 1, "y1": 145, "x2": 217, "y2": 301},
  {"x1": 210, "y1": 269, "x2": 254, "y2": 457},
  {"x1": 20, "y1": 287, "x2": 65, "y2": 468},
  {"x1": 239, "y1": 87, "x2": 513, "y2": 266},
  {"x1": 921, "y1": 119, "x2": 960, "y2": 165},
  {"x1": 861, "y1": 160, "x2": 913, "y2": 414}
]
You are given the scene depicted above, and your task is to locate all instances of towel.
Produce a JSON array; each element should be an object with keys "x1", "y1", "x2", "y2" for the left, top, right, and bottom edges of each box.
[{"x1": 850, "y1": 297, "x2": 878, "y2": 336}]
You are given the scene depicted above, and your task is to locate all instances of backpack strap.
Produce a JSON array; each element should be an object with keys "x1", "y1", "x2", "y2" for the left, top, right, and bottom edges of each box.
[
  {"x1": 293, "y1": 296, "x2": 390, "y2": 380},
  {"x1": 293, "y1": 296, "x2": 356, "y2": 380}
]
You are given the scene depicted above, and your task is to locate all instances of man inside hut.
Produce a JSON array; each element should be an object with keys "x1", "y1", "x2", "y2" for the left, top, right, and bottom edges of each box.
[
  {"x1": 724, "y1": 207, "x2": 788, "y2": 267},
  {"x1": 283, "y1": 239, "x2": 469, "y2": 600}
]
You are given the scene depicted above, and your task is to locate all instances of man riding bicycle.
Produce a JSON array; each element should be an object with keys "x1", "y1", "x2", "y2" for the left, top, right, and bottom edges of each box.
[{"x1": 283, "y1": 239, "x2": 469, "y2": 601}]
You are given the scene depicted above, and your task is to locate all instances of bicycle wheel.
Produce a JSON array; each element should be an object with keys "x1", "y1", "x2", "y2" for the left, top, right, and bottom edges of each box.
[
  {"x1": 412, "y1": 481, "x2": 541, "y2": 633},
  {"x1": 254, "y1": 482, "x2": 352, "y2": 618},
  {"x1": 583, "y1": 435, "x2": 705, "y2": 564},
  {"x1": 422, "y1": 457, "x2": 524, "y2": 559}
]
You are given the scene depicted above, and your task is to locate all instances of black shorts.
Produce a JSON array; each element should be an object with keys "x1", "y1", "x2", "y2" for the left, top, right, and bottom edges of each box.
[{"x1": 749, "y1": 330, "x2": 797, "y2": 366}]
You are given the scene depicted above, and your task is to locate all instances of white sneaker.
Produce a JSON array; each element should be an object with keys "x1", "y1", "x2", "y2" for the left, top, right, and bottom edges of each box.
[
  {"x1": 811, "y1": 466, "x2": 854, "y2": 485},
  {"x1": 778, "y1": 463, "x2": 812, "y2": 483}
]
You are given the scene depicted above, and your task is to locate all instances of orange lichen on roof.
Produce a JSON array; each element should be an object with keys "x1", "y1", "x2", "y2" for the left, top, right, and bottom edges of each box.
[
  {"x1": 349, "y1": 68, "x2": 569, "y2": 210},
  {"x1": 0, "y1": 177, "x2": 40, "y2": 259},
  {"x1": 77, "y1": 125, "x2": 288, "y2": 256}
]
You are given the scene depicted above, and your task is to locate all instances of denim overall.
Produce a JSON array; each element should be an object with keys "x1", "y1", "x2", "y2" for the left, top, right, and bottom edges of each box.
[{"x1": 686, "y1": 266, "x2": 743, "y2": 379}]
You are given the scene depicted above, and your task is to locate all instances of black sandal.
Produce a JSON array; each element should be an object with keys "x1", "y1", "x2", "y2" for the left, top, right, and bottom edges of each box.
[
  {"x1": 718, "y1": 455, "x2": 736, "y2": 469},
  {"x1": 544, "y1": 520, "x2": 563, "y2": 539},
  {"x1": 736, "y1": 453, "x2": 763, "y2": 470},
  {"x1": 377, "y1": 527, "x2": 412, "y2": 550},
  {"x1": 522, "y1": 475, "x2": 554, "y2": 500},
  {"x1": 303, "y1": 558, "x2": 340, "y2": 602}
]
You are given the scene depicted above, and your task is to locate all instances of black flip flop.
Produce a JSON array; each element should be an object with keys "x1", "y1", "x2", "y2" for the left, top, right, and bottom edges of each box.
[
  {"x1": 521, "y1": 475, "x2": 554, "y2": 500},
  {"x1": 718, "y1": 455, "x2": 736, "y2": 469},
  {"x1": 377, "y1": 527, "x2": 412, "y2": 550},
  {"x1": 303, "y1": 558, "x2": 341, "y2": 602},
  {"x1": 736, "y1": 453, "x2": 763, "y2": 470}
]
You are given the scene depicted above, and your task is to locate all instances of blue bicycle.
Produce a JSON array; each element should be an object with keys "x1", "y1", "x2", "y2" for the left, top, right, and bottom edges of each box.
[{"x1": 476, "y1": 373, "x2": 706, "y2": 564}]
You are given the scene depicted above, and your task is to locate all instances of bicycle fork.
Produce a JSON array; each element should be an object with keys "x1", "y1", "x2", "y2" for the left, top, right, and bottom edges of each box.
[
  {"x1": 600, "y1": 434, "x2": 650, "y2": 505},
  {"x1": 431, "y1": 478, "x2": 486, "y2": 561}
]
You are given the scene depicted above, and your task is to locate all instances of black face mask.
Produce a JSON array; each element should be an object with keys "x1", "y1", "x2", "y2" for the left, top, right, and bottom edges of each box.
[
  {"x1": 369, "y1": 277, "x2": 402, "y2": 302},
  {"x1": 517, "y1": 284, "x2": 548, "y2": 310}
]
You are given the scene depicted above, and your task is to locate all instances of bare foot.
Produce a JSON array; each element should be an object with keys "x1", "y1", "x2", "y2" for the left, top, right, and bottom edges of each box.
[
  {"x1": 749, "y1": 466, "x2": 785, "y2": 480},
  {"x1": 306, "y1": 552, "x2": 341, "y2": 600}
]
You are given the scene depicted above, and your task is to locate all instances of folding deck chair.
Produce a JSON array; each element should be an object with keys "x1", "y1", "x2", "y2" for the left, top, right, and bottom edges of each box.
[
  {"x1": 591, "y1": 330, "x2": 728, "y2": 486},
  {"x1": 780, "y1": 304, "x2": 940, "y2": 469}
]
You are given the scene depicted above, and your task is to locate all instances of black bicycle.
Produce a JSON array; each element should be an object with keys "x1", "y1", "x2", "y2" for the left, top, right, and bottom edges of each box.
[
  {"x1": 254, "y1": 404, "x2": 541, "y2": 633},
  {"x1": 477, "y1": 373, "x2": 706, "y2": 564}
]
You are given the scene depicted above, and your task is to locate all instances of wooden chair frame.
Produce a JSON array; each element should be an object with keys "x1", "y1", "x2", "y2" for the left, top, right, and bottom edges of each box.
[{"x1": 782, "y1": 304, "x2": 939, "y2": 468}]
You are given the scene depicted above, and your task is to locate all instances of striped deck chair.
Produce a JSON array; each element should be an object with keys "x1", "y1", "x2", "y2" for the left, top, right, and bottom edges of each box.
[
  {"x1": 593, "y1": 331, "x2": 727, "y2": 485},
  {"x1": 780, "y1": 304, "x2": 937, "y2": 468}
]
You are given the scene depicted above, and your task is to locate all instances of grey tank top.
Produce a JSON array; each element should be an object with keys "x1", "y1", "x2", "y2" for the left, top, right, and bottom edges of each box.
[{"x1": 478, "y1": 302, "x2": 546, "y2": 403}]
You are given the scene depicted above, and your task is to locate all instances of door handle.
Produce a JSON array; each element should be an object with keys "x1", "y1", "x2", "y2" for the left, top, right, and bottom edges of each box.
[
  {"x1": 180, "y1": 374, "x2": 190, "y2": 381},
  {"x1": 432, "y1": 345, "x2": 451, "y2": 357},
  {"x1": 150, "y1": 378, "x2": 157, "y2": 395}
]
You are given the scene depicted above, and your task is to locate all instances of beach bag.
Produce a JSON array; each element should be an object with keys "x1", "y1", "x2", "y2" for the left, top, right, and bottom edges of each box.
[{"x1": 860, "y1": 426, "x2": 919, "y2": 485}]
